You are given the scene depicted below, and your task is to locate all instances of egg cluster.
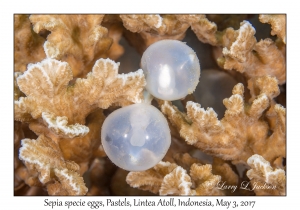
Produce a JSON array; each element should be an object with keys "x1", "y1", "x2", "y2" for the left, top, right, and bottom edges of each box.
[{"x1": 101, "y1": 40, "x2": 201, "y2": 171}]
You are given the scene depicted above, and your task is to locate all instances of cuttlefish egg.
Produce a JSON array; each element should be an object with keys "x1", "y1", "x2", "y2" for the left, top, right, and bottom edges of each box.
[
  {"x1": 101, "y1": 103, "x2": 171, "y2": 171},
  {"x1": 141, "y1": 40, "x2": 201, "y2": 101}
]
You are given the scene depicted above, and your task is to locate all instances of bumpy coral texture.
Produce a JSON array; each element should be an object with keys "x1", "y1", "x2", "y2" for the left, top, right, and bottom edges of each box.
[
  {"x1": 14, "y1": 15, "x2": 46, "y2": 72},
  {"x1": 126, "y1": 158, "x2": 224, "y2": 195},
  {"x1": 191, "y1": 19, "x2": 286, "y2": 84},
  {"x1": 219, "y1": 21, "x2": 286, "y2": 84},
  {"x1": 259, "y1": 14, "x2": 286, "y2": 44},
  {"x1": 15, "y1": 58, "x2": 145, "y2": 131},
  {"x1": 30, "y1": 15, "x2": 113, "y2": 77},
  {"x1": 161, "y1": 76, "x2": 285, "y2": 164},
  {"x1": 247, "y1": 154, "x2": 286, "y2": 195},
  {"x1": 15, "y1": 55, "x2": 145, "y2": 195},
  {"x1": 14, "y1": 14, "x2": 286, "y2": 196},
  {"x1": 19, "y1": 135, "x2": 87, "y2": 195},
  {"x1": 120, "y1": 14, "x2": 206, "y2": 53}
]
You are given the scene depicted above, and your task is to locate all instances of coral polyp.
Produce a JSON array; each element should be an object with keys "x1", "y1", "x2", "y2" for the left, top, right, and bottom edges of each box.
[{"x1": 101, "y1": 103, "x2": 171, "y2": 171}]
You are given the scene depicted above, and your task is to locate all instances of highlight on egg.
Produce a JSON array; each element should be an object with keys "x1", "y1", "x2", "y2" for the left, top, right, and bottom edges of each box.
[
  {"x1": 101, "y1": 103, "x2": 171, "y2": 171},
  {"x1": 141, "y1": 39, "x2": 201, "y2": 101}
]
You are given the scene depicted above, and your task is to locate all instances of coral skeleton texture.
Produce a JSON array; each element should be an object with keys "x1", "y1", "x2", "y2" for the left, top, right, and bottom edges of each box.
[
  {"x1": 161, "y1": 76, "x2": 285, "y2": 164},
  {"x1": 126, "y1": 157, "x2": 224, "y2": 196},
  {"x1": 14, "y1": 15, "x2": 46, "y2": 72},
  {"x1": 259, "y1": 14, "x2": 286, "y2": 44},
  {"x1": 14, "y1": 14, "x2": 286, "y2": 196},
  {"x1": 247, "y1": 154, "x2": 286, "y2": 195},
  {"x1": 19, "y1": 135, "x2": 87, "y2": 195}
]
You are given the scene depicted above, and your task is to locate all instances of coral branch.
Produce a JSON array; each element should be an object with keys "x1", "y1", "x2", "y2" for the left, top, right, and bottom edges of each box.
[
  {"x1": 219, "y1": 21, "x2": 286, "y2": 84},
  {"x1": 127, "y1": 161, "x2": 223, "y2": 195},
  {"x1": 126, "y1": 161, "x2": 177, "y2": 194},
  {"x1": 247, "y1": 154, "x2": 286, "y2": 195},
  {"x1": 191, "y1": 17, "x2": 218, "y2": 45},
  {"x1": 161, "y1": 76, "x2": 285, "y2": 164},
  {"x1": 14, "y1": 15, "x2": 46, "y2": 72},
  {"x1": 190, "y1": 164, "x2": 223, "y2": 195},
  {"x1": 121, "y1": 14, "x2": 205, "y2": 53},
  {"x1": 19, "y1": 135, "x2": 88, "y2": 195},
  {"x1": 159, "y1": 166, "x2": 192, "y2": 195},
  {"x1": 15, "y1": 58, "x2": 145, "y2": 136},
  {"x1": 42, "y1": 112, "x2": 89, "y2": 139},
  {"x1": 259, "y1": 14, "x2": 286, "y2": 44},
  {"x1": 30, "y1": 15, "x2": 112, "y2": 77},
  {"x1": 191, "y1": 18, "x2": 286, "y2": 84}
]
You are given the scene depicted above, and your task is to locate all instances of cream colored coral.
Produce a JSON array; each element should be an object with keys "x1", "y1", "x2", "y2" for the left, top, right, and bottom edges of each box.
[
  {"x1": 189, "y1": 164, "x2": 223, "y2": 195},
  {"x1": 161, "y1": 76, "x2": 285, "y2": 164},
  {"x1": 29, "y1": 15, "x2": 112, "y2": 77},
  {"x1": 120, "y1": 15, "x2": 205, "y2": 53},
  {"x1": 14, "y1": 58, "x2": 145, "y2": 138},
  {"x1": 259, "y1": 14, "x2": 286, "y2": 44},
  {"x1": 19, "y1": 109, "x2": 105, "y2": 180},
  {"x1": 19, "y1": 135, "x2": 88, "y2": 195},
  {"x1": 121, "y1": 14, "x2": 204, "y2": 35},
  {"x1": 173, "y1": 153, "x2": 204, "y2": 171},
  {"x1": 120, "y1": 15, "x2": 164, "y2": 33},
  {"x1": 190, "y1": 17, "x2": 218, "y2": 45},
  {"x1": 58, "y1": 109, "x2": 106, "y2": 165},
  {"x1": 159, "y1": 165, "x2": 193, "y2": 195},
  {"x1": 191, "y1": 19, "x2": 286, "y2": 84},
  {"x1": 126, "y1": 161, "x2": 177, "y2": 194},
  {"x1": 247, "y1": 154, "x2": 286, "y2": 195},
  {"x1": 14, "y1": 14, "x2": 286, "y2": 196},
  {"x1": 42, "y1": 112, "x2": 89, "y2": 138},
  {"x1": 220, "y1": 21, "x2": 286, "y2": 84},
  {"x1": 14, "y1": 15, "x2": 46, "y2": 72},
  {"x1": 127, "y1": 161, "x2": 223, "y2": 195},
  {"x1": 212, "y1": 157, "x2": 239, "y2": 186}
]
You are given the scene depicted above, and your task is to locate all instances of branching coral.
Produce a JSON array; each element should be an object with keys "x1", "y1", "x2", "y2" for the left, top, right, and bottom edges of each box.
[
  {"x1": 212, "y1": 157, "x2": 239, "y2": 187},
  {"x1": 120, "y1": 14, "x2": 205, "y2": 53},
  {"x1": 14, "y1": 57, "x2": 145, "y2": 194},
  {"x1": 14, "y1": 14, "x2": 286, "y2": 196},
  {"x1": 246, "y1": 154, "x2": 286, "y2": 195},
  {"x1": 15, "y1": 58, "x2": 145, "y2": 138},
  {"x1": 29, "y1": 15, "x2": 113, "y2": 77},
  {"x1": 190, "y1": 16, "x2": 219, "y2": 46},
  {"x1": 259, "y1": 14, "x2": 286, "y2": 44},
  {"x1": 191, "y1": 19, "x2": 286, "y2": 84},
  {"x1": 58, "y1": 109, "x2": 105, "y2": 165},
  {"x1": 126, "y1": 160, "x2": 224, "y2": 195},
  {"x1": 219, "y1": 21, "x2": 286, "y2": 84},
  {"x1": 161, "y1": 75, "x2": 285, "y2": 164},
  {"x1": 19, "y1": 135, "x2": 88, "y2": 195},
  {"x1": 14, "y1": 15, "x2": 46, "y2": 72}
]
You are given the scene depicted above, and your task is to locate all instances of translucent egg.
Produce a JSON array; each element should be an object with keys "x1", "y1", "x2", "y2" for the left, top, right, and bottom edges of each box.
[
  {"x1": 141, "y1": 40, "x2": 201, "y2": 101},
  {"x1": 101, "y1": 103, "x2": 171, "y2": 171}
]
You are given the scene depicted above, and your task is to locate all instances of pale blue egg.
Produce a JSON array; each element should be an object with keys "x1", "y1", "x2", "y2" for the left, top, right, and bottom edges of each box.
[
  {"x1": 101, "y1": 103, "x2": 171, "y2": 171},
  {"x1": 141, "y1": 40, "x2": 201, "y2": 101}
]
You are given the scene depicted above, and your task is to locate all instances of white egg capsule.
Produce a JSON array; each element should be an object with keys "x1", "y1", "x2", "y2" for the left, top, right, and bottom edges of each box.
[
  {"x1": 101, "y1": 103, "x2": 171, "y2": 171},
  {"x1": 141, "y1": 40, "x2": 201, "y2": 101}
]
